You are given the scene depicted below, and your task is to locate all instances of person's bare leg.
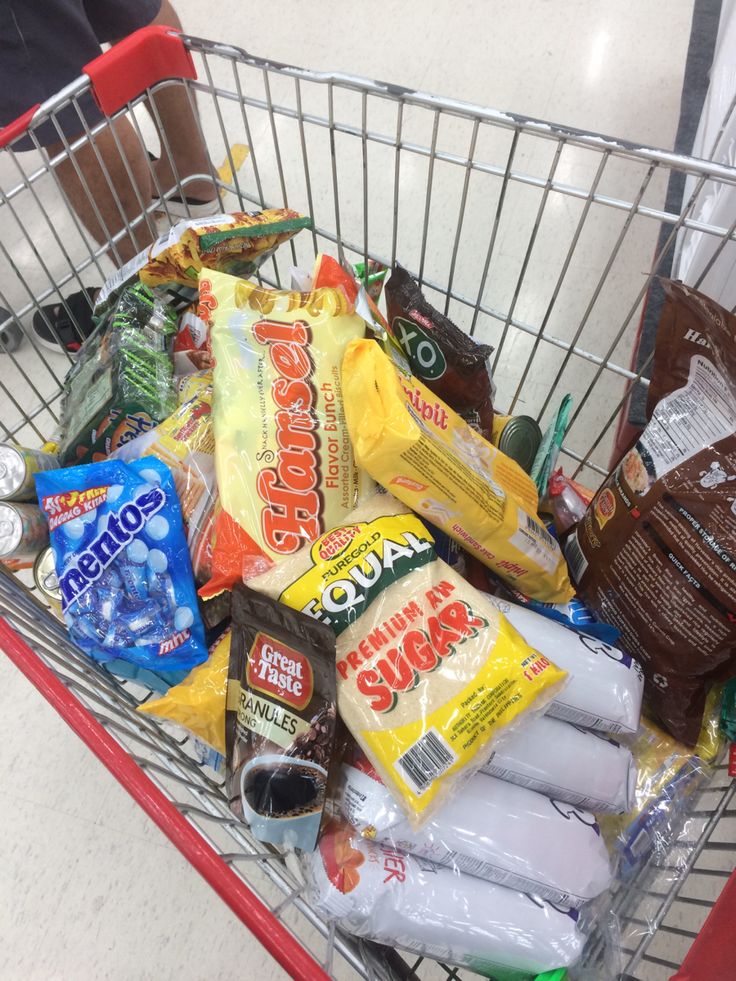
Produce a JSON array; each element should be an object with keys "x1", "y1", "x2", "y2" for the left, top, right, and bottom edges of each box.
[
  {"x1": 50, "y1": 116, "x2": 154, "y2": 266},
  {"x1": 144, "y1": 0, "x2": 217, "y2": 202}
]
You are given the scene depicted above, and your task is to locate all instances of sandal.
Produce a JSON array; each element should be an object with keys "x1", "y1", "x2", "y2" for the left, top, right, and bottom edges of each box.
[{"x1": 31, "y1": 287, "x2": 98, "y2": 356}]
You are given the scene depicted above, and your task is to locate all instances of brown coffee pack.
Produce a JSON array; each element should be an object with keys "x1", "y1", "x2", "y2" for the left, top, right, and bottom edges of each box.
[
  {"x1": 226, "y1": 584, "x2": 337, "y2": 851},
  {"x1": 567, "y1": 281, "x2": 736, "y2": 745}
]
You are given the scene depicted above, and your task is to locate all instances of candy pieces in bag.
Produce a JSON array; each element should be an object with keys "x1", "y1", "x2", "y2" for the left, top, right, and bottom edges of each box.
[
  {"x1": 385, "y1": 264, "x2": 494, "y2": 439},
  {"x1": 569, "y1": 281, "x2": 736, "y2": 744},
  {"x1": 340, "y1": 747, "x2": 612, "y2": 908},
  {"x1": 139, "y1": 628, "x2": 230, "y2": 754},
  {"x1": 251, "y1": 493, "x2": 567, "y2": 827},
  {"x1": 201, "y1": 270, "x2": 369, "y2": 596},
  {"x1": 342, "y1": 338, "x2": 574, "y2": 603},
  {"x1": 305, "y1": 821, "x2": 584, "y2": 977},
  {"x1": 36, "y1": 457, "x2": 207, "y2": 672}
]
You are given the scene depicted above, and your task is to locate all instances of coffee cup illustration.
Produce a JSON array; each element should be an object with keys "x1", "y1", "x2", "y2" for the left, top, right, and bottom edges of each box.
[{"x1": 239, "y1": 753, "x2": 327, "y2": 848}]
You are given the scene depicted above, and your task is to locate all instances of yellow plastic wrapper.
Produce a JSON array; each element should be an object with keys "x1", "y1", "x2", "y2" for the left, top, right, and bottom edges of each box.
[
  {"x1": 200, "y1": 269, "x2": 371, "y2": 596},
  {"x1": 251, "y1": 493, "x2": 568, "y2": 827},
  {"x1": 342, "y1": 339, "x2": 574, "y2": 603},
  {"x1": 141, "y1": 209, "x2": 311, "y2": 289},
  {"x1": 600, "y1": 689, "x2": 723, "y2": 871},
  {"x1": 94, "y1": 211, "x2": 311, "y2": 321},
  {"x1": 138, "y1": 629, "x2": 231, "y2": 755},
  {"x1": 112, "y1": 380, "x2": 216, "y2": 583},
  {"x1": 174, "y1": 369, "x2": 212, "y2": 406}
]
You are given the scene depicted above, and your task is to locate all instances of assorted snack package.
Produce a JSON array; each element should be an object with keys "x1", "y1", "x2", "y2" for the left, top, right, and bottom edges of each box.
[
  {"x1": 59, "y1": 283, "x2": 178, "y2": 464},
  {"x1": 200, "y1": 269, "x2": 370, "y2": 595},
  {"x1": 20, "y1": 208, "x2": 735, "y2": 980},
  {"x1": 569, "y1": 281, "x2": 736, "y2": 746},
  {"x1": 342, "y1": 338, "x2": 574, "y2": 603}
]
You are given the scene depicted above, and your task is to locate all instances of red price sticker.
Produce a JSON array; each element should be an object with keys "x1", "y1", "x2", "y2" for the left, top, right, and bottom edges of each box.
[{"x1": 729, "y1": 743, "x2": 736, "y2": 778}]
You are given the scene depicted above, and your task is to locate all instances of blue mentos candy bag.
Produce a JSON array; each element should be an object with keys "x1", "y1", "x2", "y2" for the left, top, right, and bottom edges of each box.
[{"x1": 36, "y1": 457, "x2": 208, "y2": 672}]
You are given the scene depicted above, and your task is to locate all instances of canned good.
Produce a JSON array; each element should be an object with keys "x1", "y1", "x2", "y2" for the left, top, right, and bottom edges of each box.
[
  {"x1": 0, "y1": 502, "x2": 49, "y2": 560},
  {"x1": 492, "y1": 414, "x2": 543, "y2": 475},
  {"x1": 0, "y1": 443, "x2": 59, "y2": 501},
  {"x1": 33, "y1": 546, "x2": 62, "y2": 614}
]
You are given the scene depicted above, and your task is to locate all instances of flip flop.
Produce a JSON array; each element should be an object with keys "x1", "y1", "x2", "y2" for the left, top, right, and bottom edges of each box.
[
  {"x1": 31, "y1": 288, "x2": 98, "y2": 356},
  {"x1": 147, "y1": 152, "x2": 221, "y2": 219}
]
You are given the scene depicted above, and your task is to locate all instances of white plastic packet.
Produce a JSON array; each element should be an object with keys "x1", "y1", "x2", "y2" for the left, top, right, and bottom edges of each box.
[
  {"x1": 339, "y1": 752, "x2": 612, "y2": 908},
  {"x1": 305, "y1": 821, "x2": 584, "y2": 978},
  {"x1": 482, "y1": 714, "x2": 636, "y2": 814},
  {"x1": 486, "y1": 595, "x2": 644, "y2": 733}
]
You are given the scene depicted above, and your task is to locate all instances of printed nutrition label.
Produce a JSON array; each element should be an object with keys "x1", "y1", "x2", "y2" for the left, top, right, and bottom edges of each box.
[{"x1": 642, "y1": 354, "x2": 736, "y2": 477}]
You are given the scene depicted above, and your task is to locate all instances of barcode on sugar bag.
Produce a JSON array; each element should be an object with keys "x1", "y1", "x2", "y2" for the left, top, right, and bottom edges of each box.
[
  {"x1": 564, "y1": 530, "x2": 589, "y2": 583},
  {"x1": 395, "y1": 728, "x2": 457, "y2": 795}
]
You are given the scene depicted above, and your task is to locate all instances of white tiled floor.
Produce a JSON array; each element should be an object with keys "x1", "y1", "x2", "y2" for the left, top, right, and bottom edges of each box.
[{"x1": 0, "y1": 2, "x2": 701, "y2": 979}]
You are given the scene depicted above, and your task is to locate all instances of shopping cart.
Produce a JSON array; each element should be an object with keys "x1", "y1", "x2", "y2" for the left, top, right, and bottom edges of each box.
[{"x1": 0, "y1": 25, "x2": 734, "y2": 980}]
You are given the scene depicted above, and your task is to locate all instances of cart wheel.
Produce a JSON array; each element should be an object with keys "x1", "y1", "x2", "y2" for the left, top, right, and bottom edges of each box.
[{"x1": 0, "y1": 313, "x2": 23, "y2": 353}]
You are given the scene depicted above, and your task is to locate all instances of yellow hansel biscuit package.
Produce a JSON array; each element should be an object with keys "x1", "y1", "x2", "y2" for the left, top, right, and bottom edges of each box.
[
  {"x1": 342, "y1": 339, "x2": 573, "y2": 603},
  {"x1": 200, "y1": 270, "x2": 371, "y2": 597},
  {"x1": 251, "y1": 494, "x2": 568, "y2": 827}
]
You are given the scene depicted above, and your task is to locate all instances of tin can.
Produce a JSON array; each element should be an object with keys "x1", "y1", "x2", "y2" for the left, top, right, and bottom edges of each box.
[
  {"x1": 0, "y1": 502, "x2": 49, "y2": 560},
  {"x1": 491, "y1": 414, "x2": 543, "y2": 475},
  {"x1": 33, "y1": 546, "x2": 62, "y2": 614},
  {"x1": 0, "y1": 443, "x2": 59, "y2": 501}
]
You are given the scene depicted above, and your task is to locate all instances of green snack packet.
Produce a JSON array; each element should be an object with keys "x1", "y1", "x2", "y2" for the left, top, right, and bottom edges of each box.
[
  {"x1": 59, "y1": 284, "x2": 178, "y2": 464},
  {"x1": 531, "y1": 394, "x2": 573, "y2": 498},
  {"x1": 353, "y1": 259, "x2": 388, "y2": 303}
]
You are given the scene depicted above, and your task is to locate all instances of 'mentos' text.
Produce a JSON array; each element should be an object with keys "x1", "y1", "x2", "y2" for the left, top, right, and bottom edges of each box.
[{"x1": 58, "y1": 487, "x2": 165, "y2": 608}]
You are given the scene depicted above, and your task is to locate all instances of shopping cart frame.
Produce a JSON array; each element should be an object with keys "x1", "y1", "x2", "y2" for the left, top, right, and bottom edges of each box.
[{"x1": 1, "y1": 25, "x2": 735, "y2": 980}]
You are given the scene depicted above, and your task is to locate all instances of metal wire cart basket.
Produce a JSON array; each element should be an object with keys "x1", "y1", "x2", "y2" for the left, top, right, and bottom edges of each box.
[{"x1": 0, "y1": 26, "x2": 734, "y2": 981}]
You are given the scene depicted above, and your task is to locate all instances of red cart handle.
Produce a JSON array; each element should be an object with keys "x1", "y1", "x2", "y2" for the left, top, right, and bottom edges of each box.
[
  {"x1": 0, "y1": 25, "x2": 196, "y2": 149},
  {"x1": 0, "y1": 618, "x2": 329, "y2": 981},
  {"x1": 84, "y1": 24, "x2": 197, "y2": 116}
]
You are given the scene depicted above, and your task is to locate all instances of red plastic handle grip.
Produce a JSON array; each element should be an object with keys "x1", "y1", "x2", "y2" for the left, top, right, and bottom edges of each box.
[
  {"x1": 0, "y1": 618, "x2": 330, "y2": 981},
  {"x1": 84, "y1": 24, "x2": 197, "y2": 116},
  {"x1": 671, "y1": 868, "x2": 736, "y2": 980},
  {"x1": 0, "y1": 104, "x2": 41, "y2": 150}
]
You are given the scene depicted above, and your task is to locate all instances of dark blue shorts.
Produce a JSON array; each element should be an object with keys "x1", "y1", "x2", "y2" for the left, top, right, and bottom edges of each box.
[{"x1": 0, "y1": 0, "x2": 162, "y2": 149}]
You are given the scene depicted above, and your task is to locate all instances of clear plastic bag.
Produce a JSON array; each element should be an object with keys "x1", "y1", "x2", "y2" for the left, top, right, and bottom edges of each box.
[
  {"x1": 485, "y1": 595, "x2": 644, "y2": 734},
  {"x1": 305, "y1": 820, "x2": 585, "y2": 978},
  {"x1": 339, "y1": 747, "x2": 612, "y2": 908},
  {"x1": 482, "y1": 715, "x2": 636, "y2": 814}
]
